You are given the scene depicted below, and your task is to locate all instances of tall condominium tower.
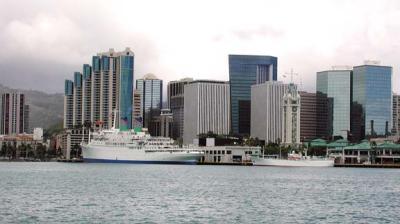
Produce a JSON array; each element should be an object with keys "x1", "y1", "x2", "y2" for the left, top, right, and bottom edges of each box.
[
  {"x1": 229, "y1": 55, "x2": 277, "y2": 135},
  {"x1": 317, "y1": 69, "x2": 352, "y2": 139},
  {"x1": 64, "y1": 48, "x2": 134, "y2": 130},
  {"x1": 351, "y1": 62, "x2": 392, "y2": 140},
  {"x1": 82, "y1": 64, "x2": 92, "y2": 125},
  {"x1": 0, "y1": 92, "x2": 29, "y2": 135},
  {"x1": 91, "y1": 48, "x2": 134, "y2": 130},
  {"x1": 167, "y1": 78, "x2": 193, "y2": 139},
  {"x1": 251, "y1": 81, "x2": 288, "y2": 143},
  {"x1": 183, "y1": 80, "x2": 230, "y2": 144},
  {"x1": 73, "y1": 72, "x2": 83, "y2": 126},
  {"x1": 64, "y1": 80, "x2": 74, "y2": 129},
  {"x1": 136, "y1": 74, "x2": 163, "y2": 130},
  {"x1": 282, "y1": 83, "x2": 301, "y2": 146}
]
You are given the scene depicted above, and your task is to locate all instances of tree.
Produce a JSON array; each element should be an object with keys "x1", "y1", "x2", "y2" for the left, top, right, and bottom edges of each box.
[
  {"x1": 0, "y1": 142, "x2": 6, "y2": 158},
  {"x1": 35, "y1": 144, "x2": 46, "y2": 161},
  {"x1": 6, "y1": 142, "x2": 16, "y2": 160},
  {"x1": 26, "y1": 144, "x2": 34, "y2": 158}
]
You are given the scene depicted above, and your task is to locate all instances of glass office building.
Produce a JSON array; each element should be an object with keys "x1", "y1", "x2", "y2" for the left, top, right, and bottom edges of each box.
[
  {"x1": 119, "y1": 55, "x2": 134, "y2": 131},
  {"x1": 229, "y1": 55, "x2": 277, "y2": 135},
  {"x1": 136, "y1": 74, "x2": 163, "y2": 130},
  {"x1": 316, "y1": 70, "x2": 352, "y2": 139},
  {"x1": 352, "y1": 64, "x2": 392, "y2": 140}
]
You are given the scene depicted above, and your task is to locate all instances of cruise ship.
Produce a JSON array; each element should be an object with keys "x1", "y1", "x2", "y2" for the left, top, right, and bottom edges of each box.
[{"x1": 81, "y1": 128, "x2": 203, "y2": 164}]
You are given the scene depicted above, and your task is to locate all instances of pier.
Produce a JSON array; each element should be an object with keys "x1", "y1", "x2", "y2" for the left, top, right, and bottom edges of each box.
[{"x1": 335, "y1": 164, "x2": 400, "y2": 168}]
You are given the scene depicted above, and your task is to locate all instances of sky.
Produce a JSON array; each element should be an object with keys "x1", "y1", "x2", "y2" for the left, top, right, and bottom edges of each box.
[{"x1": 0, "y1": 0, "x2": 400, "y2": 93}]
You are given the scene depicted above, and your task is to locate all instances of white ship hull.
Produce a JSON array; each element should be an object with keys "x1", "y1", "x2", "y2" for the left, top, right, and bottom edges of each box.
[
  {"x1": 252, "y1": 158, "x2": 334, "y2": 167},
  {"x1": 82, "y1": 145, "x2": 203, "y2": 165}
]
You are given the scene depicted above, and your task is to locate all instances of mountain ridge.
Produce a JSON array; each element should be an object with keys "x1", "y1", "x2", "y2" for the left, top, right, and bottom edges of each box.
[{"x1": 0, "y1": 83, "x2": 63, "y2": 130}]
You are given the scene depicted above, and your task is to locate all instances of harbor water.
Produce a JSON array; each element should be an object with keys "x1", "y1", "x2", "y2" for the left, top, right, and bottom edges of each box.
[{"x1": 0, "y1": 162, "x2": 399, "y2": 223}]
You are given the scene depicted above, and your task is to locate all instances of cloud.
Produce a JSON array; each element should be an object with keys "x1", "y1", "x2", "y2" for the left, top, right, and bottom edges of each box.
[
  {"x1": 0, "y1": 0, "x2": 400, "y2": 94},
  {"x1": 231, "y1": 25, "x2": 284, "y2": 40}
]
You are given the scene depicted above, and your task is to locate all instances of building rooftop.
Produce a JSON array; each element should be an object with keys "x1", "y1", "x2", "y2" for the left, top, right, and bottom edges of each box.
[{"x1": 188, "y1": 80, "x2": 229, "y2": 84}]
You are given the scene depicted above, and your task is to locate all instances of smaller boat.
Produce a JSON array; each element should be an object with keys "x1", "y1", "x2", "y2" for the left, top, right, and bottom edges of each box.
[{"x1": 252, "y1": 151, "x2": 334, "y2": 167}]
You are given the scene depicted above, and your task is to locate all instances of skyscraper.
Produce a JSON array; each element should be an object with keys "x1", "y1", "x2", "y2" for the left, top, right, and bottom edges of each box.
[
  {"x1": 1, "y1": 92, "x2": 28, "y2": 135},
  {"x1": 229, "y1": 55, "x2": 278, "y2": 135},
  {"x1": 82, "y1": 64, "x2": 92, "y2": 125},
  {"x1": 183, "y1": 80, "x2": 230, "y2": 144},
  {"x1": 316, "y1": 69, "x2": 352, "y2": 139},
  {"x1": 251, "y1": 81, "x2": 288, "y2": 143},
  {"x1": 352, "y1": 62, "x2": 392, "y2": 140},
  {"x1": 136, "y1": 74, "x2": 163, "y2": 130},
  {"x1": 64, "y1": 80, "x2": 74, "y2": 129},
  {"x1": 93, "y1": 48, "x2": 134, "y2": 130},
  {"x1": 73, "y1": 72, "x2": 83, "y2": 126},
  {"x1": 282, "y1": 83, "x2": 301, "y2": 145},
  {"x1": 299, "y1": 91, "x2": 317, "y2": 141},
  {"x1": 64, "y1": 48, "x2": 134, "y2": 130},
  {"x1": 167, "y1": 78, "x2": 193, "y2": 139}
]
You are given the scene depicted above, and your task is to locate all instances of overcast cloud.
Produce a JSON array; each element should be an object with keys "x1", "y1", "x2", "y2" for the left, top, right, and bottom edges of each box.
[{"x1": 1, "y1": 0, "x2": 400, "y2": 93}]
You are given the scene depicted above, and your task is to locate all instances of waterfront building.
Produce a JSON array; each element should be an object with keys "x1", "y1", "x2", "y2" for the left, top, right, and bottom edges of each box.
[
  {"x1": 167, "y1": 78, "x2": 193, "y2": 139},
  {"x1": 282, "y1": 83, "x2": 301, "y2": 146},
  {"x1": 251, "y1": 81, "x2": 288, "y2": 144},
  {"x1": 317, "y1": 69, "x2": 352, "y2": 139},
  {"x1": 82, "y1": 64, "x2": 92, "y2": 125},
  {"x1": 33, "y1": 127, "x2": 43, "y2": 141},
  {"x1": 229, "y1": 55, "x2": 278, "y2": 135},
  {"x1": 64, "y1": 80, "x2": 74, "y2": 129},
  {"x1": 199, "y1": 145, "x2": 260, "y2": 165},
  {"x1": 73, "y1": 72, "x2": 83, "y2": 127},
  {"x1": 136, "y1": 74, "x2": 163, "y2": 131},
  {"x1": 0, "y1": 92, "x2": 29, "y2": 135},
  {"x1": 0, "y1": 133, "x2": 43, "y2": 158},
  {"x1": 392, "y1": 94, "x2": 400, "y2": 136},
  {"x1": 351, "y1": 62, "x2": 392, "y2": 140},
  {"x1": 150, "y1": 109, "x2": 173, "y2": 137},
  {"x1": 183, "y1": 80, "x2": 230, "y2": 144},
  {"x1": 59, "y1": 129, "x2": 89, "y2": 159}
]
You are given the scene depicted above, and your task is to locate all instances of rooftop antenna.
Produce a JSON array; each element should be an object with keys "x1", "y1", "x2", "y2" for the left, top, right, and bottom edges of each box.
[{"x1": 283, "y1": 68, "x2": 298, "y2": 84}]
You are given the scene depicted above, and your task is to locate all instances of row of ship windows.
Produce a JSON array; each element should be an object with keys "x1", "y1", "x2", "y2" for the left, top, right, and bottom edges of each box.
[{"x1": 203, "y1": 150, "x2": 257, "y2": 155}]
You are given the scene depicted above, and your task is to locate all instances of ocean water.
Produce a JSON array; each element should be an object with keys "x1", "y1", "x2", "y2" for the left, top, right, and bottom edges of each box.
[{"x1": 0, "y1": 163, "x2": 399, "y2": 223}]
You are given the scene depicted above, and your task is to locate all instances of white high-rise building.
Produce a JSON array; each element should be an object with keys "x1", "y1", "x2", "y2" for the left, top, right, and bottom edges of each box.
[
  {"x1": 251, "y1": 81, "x2": 289, "y2": 143},
  {"x1": 282, "y1": 83, "x2": 301, "y2": 146},
  {"x1": 183, "y1": 80, "x2": 230, "y2": 144}
]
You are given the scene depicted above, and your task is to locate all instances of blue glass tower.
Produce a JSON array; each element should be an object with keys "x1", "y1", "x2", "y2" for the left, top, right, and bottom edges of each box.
[
  {"x1": 317, "y1": 70, "x2": 352, "y2": 139},
  {"x1": 136, "y1": 74, "x2": 163, "y2": 130},
  {"x1": 351, "y1": 64, "x2": 392, "y2": 140},
  {"x1": 119, "y1": 54, "x2": 134, "y2": 131},
  {"x1": 229, "y1": 55, "x2": 278, "y2": 135}
]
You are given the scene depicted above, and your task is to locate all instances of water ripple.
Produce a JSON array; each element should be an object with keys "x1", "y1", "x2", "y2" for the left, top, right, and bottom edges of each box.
[{"x1": 0, "y1": 163, "x2": 399, "y2": 223}]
